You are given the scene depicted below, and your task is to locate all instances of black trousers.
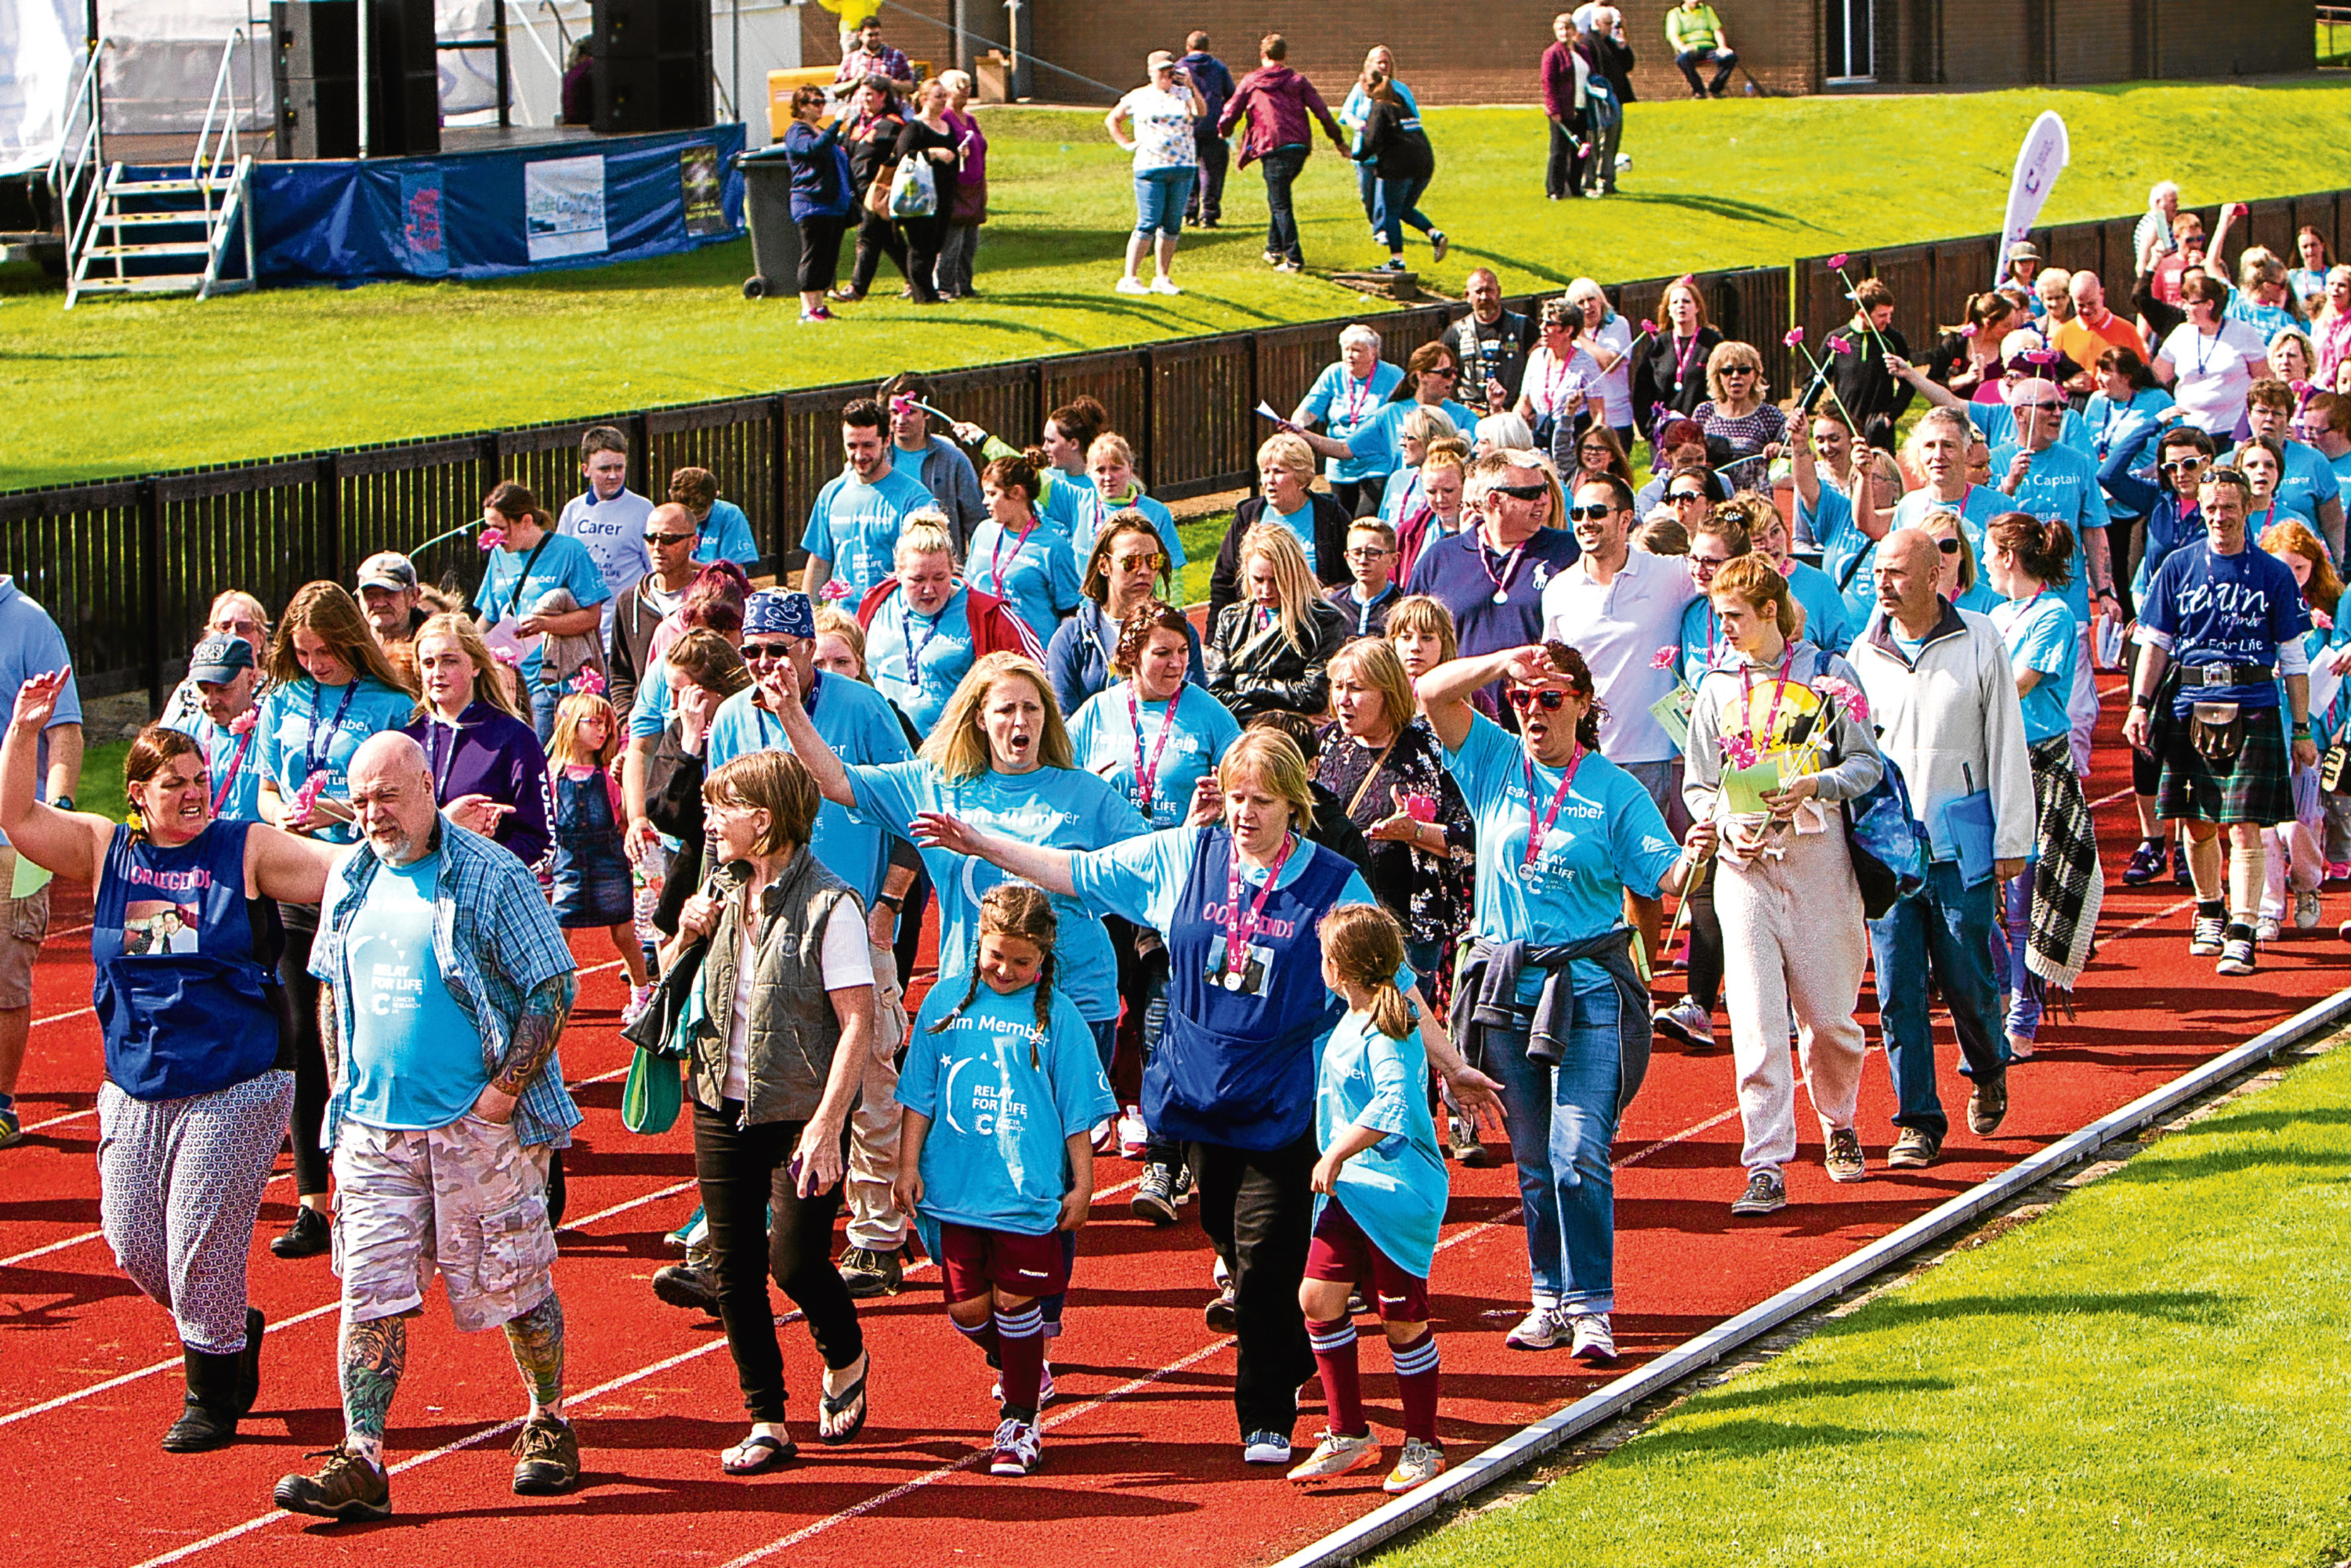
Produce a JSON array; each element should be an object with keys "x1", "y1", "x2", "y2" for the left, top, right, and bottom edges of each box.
[
  {"x1": 1187, "y1": 1132, "x2": 1317, "y2": 1439},
  {"x1": 1189, "y1": 133, "x2": 1229, "y2": 223},
  {"x1": 279, "y1": 922, "x2": 329, "y2": 1197},
  {"x1": 849, "y1": 210, "x2": 908, "y2": 297},
  {"x1": 795, "y1": 212, "x2": 849, "y2": 295},
  {"x1": 1331, "y1": 475, "x2": 1387, "y2": 519},
  {"x1": 898, "y1": 212, "x2": 950, "y2": 303},
  {"x1": 694, "y1": 1099, "x2": 864, "y2": 1424},
  {"x1": 1546, "y1": 115, "x2": 1586, "y2": 198}
]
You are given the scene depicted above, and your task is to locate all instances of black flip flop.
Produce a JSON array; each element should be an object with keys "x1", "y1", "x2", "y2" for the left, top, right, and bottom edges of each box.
[
  {"x1": 722, "y1": 1433, "x2": 796, "y2": 1475},
  {"x1": 817, "y1": 1354, "x2": 871, "y2": 1445}
]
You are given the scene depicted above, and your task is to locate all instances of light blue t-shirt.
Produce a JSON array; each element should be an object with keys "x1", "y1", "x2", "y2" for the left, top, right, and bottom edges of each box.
[
  {"x1": 1966, "y1": 401, "x2": 2093, "y2": 460},
  {"x1": 165, "y1": 712, "x2": 265, "y2": 824},
  {"x1": 2271, "y1": 440, "x2": 2342, "y2": 531},
  {"x1": 1088, "y1": 489, "x2": 1188, "y2": 571},
  {"x1": 799, "y1": 467, "x2": 934, "y2": 599},
  {"x1": 1315, "y1": 1012, "x2": 1446, "y2": 1280},
  {"x1": 1784, "y1": 559, "x2": 1853, "y2": 655},
  {"x1": 1991, "y1": 590, "x2": 2078, "y2": 745},
  {"x1": 965, "y1": 517, "x2": 1083, "y2": 645},
  {"x1": 705, "y1": 675, "x2": 911, "y2": 906},
  {"x1": 2328, "y1": 446, "x2": 2351, "y2": 502},
  {"x1": 2225, "y1": 291, "x2": 2302, "y2": 345},
  {"x1": 849, "y1": 761, "x2": 1150, "y2": 1021},
  {"x1": 627, "y1": 656, "x2": 673, "y2": 741},
  {"x1": 256, "y1": 675, "x2": 416, "y2": 845},
  {"x1": 1442, "y1": 712, "x2": 1679, "y2": 1001},
  {"x1": 1798, "y1": 480, "x2": 1881, "y2": 625},
  {"x1": 1038, "y1": 468, "x2": 1106, "y2": 546},
  {"x1": 1299, "y1": 360, "x2": 1406, "y2": 482},
  {"x1": 867, "y1": 586, "x2": 978, "y2": 737},
  {"x1": 341, "y1": 850, "x2": 487, "y2": 1131},
  {"x1": 1339, "y1": 398, "x2": 1480, "y2": 469},
  {"x1": 1987, "y1": 440, "x2": 2110, "y2": 626},
  {"x1": 556, "y1": 487, "x2": 654, "y2": 641},
  {"x1": 1889, "y1": 483, "x2": 2009, "y2": 551},
  {"x1": 898, "y1": 980, "x2": 1119, "y2": 1237},
  {"x1": 1266, "y1": 500, "x2": 1320, "y2": 572},
  {"x1": 473, "y1": 531, "x2": 613, "y2": 687},
  {"x1": 694, "y1": 498, "x2": 759, "y2": 567},
  {"x1": 1067, "y1": 680, "x2": 1243, "y2": 829}
]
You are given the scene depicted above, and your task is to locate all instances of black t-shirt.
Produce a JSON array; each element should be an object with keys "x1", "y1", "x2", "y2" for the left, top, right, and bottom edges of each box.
[{"x1": 846, "y1": 112, "x2": 905, "y2": 190}]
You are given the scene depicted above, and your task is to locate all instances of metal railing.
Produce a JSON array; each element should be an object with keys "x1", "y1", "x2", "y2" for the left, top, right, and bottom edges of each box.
[{"x1": 46, "y1": 39, "x2": 109, "y2": 287}]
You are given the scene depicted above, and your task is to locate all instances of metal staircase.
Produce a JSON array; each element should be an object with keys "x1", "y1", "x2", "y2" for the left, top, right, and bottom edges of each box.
[{"x1": 61, "y1": 31, "x2": 259, "y2": 307}]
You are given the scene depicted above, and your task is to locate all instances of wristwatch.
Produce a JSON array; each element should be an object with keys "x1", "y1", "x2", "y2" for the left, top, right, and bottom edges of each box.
[
  {"x1": 49, "y1": 794, "x2": 72, "y2": 813},
  {"x1": 875, "y1": 893, "x2": 904, "y2": 913},
  {"x1": 2129, "y1": 694, "x2": 2152, "y2": 710}
]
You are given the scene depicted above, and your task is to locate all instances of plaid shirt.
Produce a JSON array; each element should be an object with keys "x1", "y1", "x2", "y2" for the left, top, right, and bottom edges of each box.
[
  {"x1": 311, "y1": 818, "x2": 581, "y2": 1150},
  {"x1": 836, "y1": 43, "x2": 911, "y2": 89}
]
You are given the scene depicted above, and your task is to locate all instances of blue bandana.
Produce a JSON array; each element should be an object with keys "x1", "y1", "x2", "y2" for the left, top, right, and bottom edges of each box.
[{"x1": 745, "y1": 589, "x2": 816, "y2": 639}]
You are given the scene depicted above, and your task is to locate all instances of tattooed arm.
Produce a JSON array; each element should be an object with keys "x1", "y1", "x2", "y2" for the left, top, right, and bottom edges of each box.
[
  {"x1": 471, "y1": 972, "x2": 577, "y2": 1124},
  {"x1": 319, "y1": 983, "x2": 342, "y2": 1089}
]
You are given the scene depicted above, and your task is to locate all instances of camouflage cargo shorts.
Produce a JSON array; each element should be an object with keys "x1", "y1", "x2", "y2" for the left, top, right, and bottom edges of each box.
[{"x1": 331, "y1": 1114, "x2": 558, "y2": 1333}]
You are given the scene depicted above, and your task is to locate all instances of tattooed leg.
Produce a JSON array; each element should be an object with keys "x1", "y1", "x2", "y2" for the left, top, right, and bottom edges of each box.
[
  {"x1": 339, "y1": 1312, "x2": 410, "y2": 1468},
  {"x1": 502, "y1": 1294, "x2": 566, "y2": 1419}
]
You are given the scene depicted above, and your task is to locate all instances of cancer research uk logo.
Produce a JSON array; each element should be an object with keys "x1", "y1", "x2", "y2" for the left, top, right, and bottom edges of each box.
[{"x1": 526, "y1": 154, "x2": 610, "y2": 263}]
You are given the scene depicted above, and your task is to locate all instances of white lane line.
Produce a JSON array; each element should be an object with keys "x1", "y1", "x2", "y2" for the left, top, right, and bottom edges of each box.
[
  {"x1": 2106, "y1": 896, "x2": 2197, "y2": 941},
  {"x1": 0, "y1": 1301, "x2": 342, "y2": 1432}
]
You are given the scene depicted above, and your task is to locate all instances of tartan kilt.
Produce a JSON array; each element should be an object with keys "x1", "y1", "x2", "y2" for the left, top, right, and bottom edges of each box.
[{"x1": 2158, "y1": 708, "x2": 2294, "y2": 825}]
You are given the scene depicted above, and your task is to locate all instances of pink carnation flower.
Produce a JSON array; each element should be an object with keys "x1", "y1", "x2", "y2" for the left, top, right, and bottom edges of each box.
[
  {"x1": 2291, "y1": 378, "x2": 2313, "y2": 397},
  {"x1": 820, "y1": 578, "x2": 853, "y2": 602},
  {"x1": 477, "y1": 527, "x2": 506, "y2": 552},
  {"x1": 571, "y1": 667, "x2": 607, "y2": 696},
  {"x1": 1959, "y1": 324, "x2": 1979, "y2": 339},
  {"x1": 1639, "y1": 318, "x2": 1657, "y2": 336},
  {"x1": 2316, "y1": 608, "x2": 2335, "y2": 632},
  {"x1": 1815, "y1": 675, "x2": 1869, "y2": 724},
  {"x1": 1721, "y1": 732, "x2": 1759, "y2": 770},
  {"x1": 491, "y1": 646, "x2": 521, "y2": 668},
  {"x1": 226, "y1": 708, "x2": 258, "y2": 736},
  {"x1": 1404, "y1": 792, "x2": 1437, "y2": 824},
  {"x1": 1783, "y1": 327, "x2": 1805, "y2": 349},
  {"x1": 2023, "y1": 348, "x2": 2058, "y2": 366},
  {"x1": 1828, "y1": 252, "x2": 1849, "y2": 270},
  {"x1": 1828, "y1": 335, "x2": 1854, "y2": 356},
  {"x1": 1650, "y1": 646, "x2": 1679, "y2": 671},
  {"x1": 292, "y1": 773, "x2": 328, "y2": 819}
]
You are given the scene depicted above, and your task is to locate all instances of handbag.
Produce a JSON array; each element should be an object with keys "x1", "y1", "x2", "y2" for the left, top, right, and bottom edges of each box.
[
  {"x1": 887, "y1": 155, "x2": 936, "y2": 218},
  {"x1": 621, "y1": 1045, "x2": 682, "y2": 1135},
  {"x1": 1842, "y1": 753, "x2": 1927, "y2": 920},
  {"x1": 950, "y1": 172, "x2": 987, "y2": 226},
  {"x1": 2190, "y1": 701, "x2": 2246, "y2": 762},
  {"x1": 864, "y1": 166, "x2": 895, "y2": 219}
]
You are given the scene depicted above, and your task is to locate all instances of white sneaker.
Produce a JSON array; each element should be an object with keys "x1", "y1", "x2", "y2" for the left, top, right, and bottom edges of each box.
[
  {"x1": 1114, "y1": 276, "x2": 1149, "y2": 295},
  {"x1": 989, "y1": 1418, "x2": 1043, "y2": 1476},
  {"x1": 990, "y1": 1358, "x2": 1054, "y2": 1407},
  {"x1": 1287, "y1": 1429, "x2": 1380, "y2": 1482},
  {"x1": 622, "y1": 983, "x2": 657, "y2": 1025},
  {"x1": 1116, "y1": 1105, "x2": 1150, "y2": 1161},
  {"x1": 1568, "y1": 1312, "x2": 1617, "y2": 1364},
  {"x1": 1383, "y1": 1436, "x2": 1446, "y2": 1494},
  {"x1": 1242, "y1": 1429, "x2": 1293, "y2": 1465},
  {"x1": 2256, "y1": 914, "x2": 2283, "y2": 943},
  {"x1": 1653, "y1": 998, "x2": 1716, "y2": 1051},
  {"x1": 1504, "y1": 1305, "x2": 1569, "y2": 1350},
  {"x1": 1150, "y1": 275, "x2": 1182, "y2": 295}
]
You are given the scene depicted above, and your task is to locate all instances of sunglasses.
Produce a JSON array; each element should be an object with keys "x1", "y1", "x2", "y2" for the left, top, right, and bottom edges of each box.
[
  {"x1": 1425, "y1": 365, "x2": 1460, "y2": 378},
  {"x1": 2206, "y1": 466, "x2": 2247, "y2": 483},
  {"x1": 1507, "y1": 687, "x2": 1572, "y2": 713},
  {"x1": 1669, "y1": 490, "x2": 1708, "y2": 503},
  {"x1": 1720, "y1": 365, "x2": 1756, "y2": 376},
  {"x1": 1112, "y1": 552, "x2": 1168, "y2": 571},
  {"x1": 741, "y1": 642, "x2": 792, "y2": 661},
  {"x1": 1566, "y1": 503, "x2": 1616, "y2": 522},
  {"x1": 645, "y1": 531, "x2": 696, "y2": 546},
  {"x1": 2159, "y1": 458, "x2": 2208, "y2": 473},
  {"x1": 1490, "y1": 482, "x2": 1549, "y2": 501},
  {"x1": 1935, "y1": 537, "x2": 1962, "y2": 555}
]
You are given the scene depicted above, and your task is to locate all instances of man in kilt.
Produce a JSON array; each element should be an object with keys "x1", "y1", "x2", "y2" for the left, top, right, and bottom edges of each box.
[{"x1": 2122, "y1": 465, "x2": 2318, "y2": 976}]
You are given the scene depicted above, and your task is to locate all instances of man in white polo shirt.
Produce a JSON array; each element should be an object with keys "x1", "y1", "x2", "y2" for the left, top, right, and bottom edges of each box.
[
  {"x1": 556, "y1": 425, "x2": 654, "y2": 643},
  {"x1": 1540, "y1": 471, "x2": 1698, "y2": 819}
]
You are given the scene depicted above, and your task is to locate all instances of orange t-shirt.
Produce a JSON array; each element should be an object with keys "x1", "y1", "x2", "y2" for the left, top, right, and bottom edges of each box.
[{"x1": 2053, "y1": 310, "x2": 2146, "y2": 370}]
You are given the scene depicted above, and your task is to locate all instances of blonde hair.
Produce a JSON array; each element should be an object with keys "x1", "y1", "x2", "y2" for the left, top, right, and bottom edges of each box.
[
  {"x1": 919, "y1": 653, "x2": 1074, "y2": 780},
  {"x1": 814, "y1": 605, "x2": 869, "y2": 681},
  {"x1": 1215, "y1": 727, "x2": 1318, "y2": 837},
  {"x1": 1922, "y1": 509, "x2": 1983, "y2": 594},
  {"x1": 1237, "y1": 522, "x2": 1323, "y2": 656},
  {"x1": 548, "y1": 691, "x2": 621, "y2": 769},
  {"x1": 409, "y1": 611, "x2": 525, "y2": 722},
  {"x1": 1327, "y1": 638, "x2": 1417, "y2": 738},
  {"x1": 1384, "y1": 594, "x2": 1459, "y2": 665},
  {"x1": 1318, "y1": 903, "x2": 1414, "y2": 1039},
  {"x1": 894, "y1": 510, "x2": 958, "y2": 568},
  {"x1": 1708, "y1": 555, "x2": 1803, "y2": 643},
  {"x1": 926, "y1": 882, "x2": 1058, "y2": 1066},
  {"x1": 1256, "y1": 432, "x2": 1317, "y2": 483},
  {"x1": 207, "y1": 589, "x2": 271, "y2": 643},
  {"x1": 1400, "y1": 405, "x2": 1458, "y2": 447},
  {"x1": 1087, "y1": 432, "x2": 1140, "y2": 486},
  {"x1": 1704, "y1": 339, "x2": 1766, "y2": 405}
]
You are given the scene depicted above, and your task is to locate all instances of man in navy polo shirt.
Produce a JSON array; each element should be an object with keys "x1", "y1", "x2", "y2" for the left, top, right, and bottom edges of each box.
[{"x1": 1404, "y1": 450, "x2": 1579, "y2": 679}]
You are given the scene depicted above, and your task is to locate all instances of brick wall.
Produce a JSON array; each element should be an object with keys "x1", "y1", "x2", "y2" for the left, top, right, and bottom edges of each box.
[{"x1": 2151, "y1": 0, "x2": 2310, "y2": 78}]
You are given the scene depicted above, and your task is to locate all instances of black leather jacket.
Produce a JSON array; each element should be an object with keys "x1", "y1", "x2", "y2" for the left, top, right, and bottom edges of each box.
[{"x1": 1203, "y1": 596, "x2": 1347, "y2": 724}]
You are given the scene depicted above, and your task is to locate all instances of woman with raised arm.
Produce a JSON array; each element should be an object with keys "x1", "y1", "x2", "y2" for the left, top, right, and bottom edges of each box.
[
  {"x1": 1416, "y1": 639, "x2": 1693, "y2": 1366},
  {"x1": 907, "y1": 725, "x2": 1500, "y2": 1470},
  {"x1": 2, "y1": 672, "x2": 339, "y2": 1452}
]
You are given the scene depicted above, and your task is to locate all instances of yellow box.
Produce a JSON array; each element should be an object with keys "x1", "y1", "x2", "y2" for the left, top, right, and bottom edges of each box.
[{"x1": 768, "y1": 62, "x2": 933, "y2": 139}]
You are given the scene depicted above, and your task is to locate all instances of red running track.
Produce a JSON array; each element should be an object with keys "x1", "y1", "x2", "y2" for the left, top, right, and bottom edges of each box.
[{"x1": 2, "y1": 694, "x2": 2343, "y2": 1567}]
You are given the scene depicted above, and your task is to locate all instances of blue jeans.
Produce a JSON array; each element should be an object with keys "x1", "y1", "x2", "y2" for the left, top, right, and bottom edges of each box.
[
  {"x1": 1258, "y1": 144, "x2": 1308, "y2": 264},
  {"x1": 1474, "y1": 975, "x2": 1621, "y2": 1313},
  {"x1": 1376, "y1": 172, "x2": 1434, "y2": 253},
  {"x1": 1675, "y1": 46, "x2": 1738, "y2": 95},
  {"x1": 1999, "y1": 871, "x2": 2040, "y2": 1042},
  {"x1": 529, "y1": 679, "x2": 560, "y2": 744},
  {"x1": 1132, "y1": 165, "x2": 1195, "y2": 237},
  {"x1": 1355, "y1": 158, "x2": 1380, "y2": 226},
  {"x1": 1089, "y1": 1017, "x2": 1118, "y2": 1073},
  {"x1": 1866, "y1": 861, "x2": 2009, "y2": 1139}
]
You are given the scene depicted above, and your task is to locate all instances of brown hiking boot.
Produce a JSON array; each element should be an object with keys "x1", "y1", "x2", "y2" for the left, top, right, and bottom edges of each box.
[
  {"x1": 511, "y1": 1414, "x2": 580, "y2": 1495},
  {"x1": 273, "y1": 1445, "x2": 391, "y2": 1522}
]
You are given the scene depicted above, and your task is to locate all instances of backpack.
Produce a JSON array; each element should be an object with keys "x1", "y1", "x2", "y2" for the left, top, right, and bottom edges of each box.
[{"x1": 1842, "y1": 751, "x2": 1928, "y2": 919}]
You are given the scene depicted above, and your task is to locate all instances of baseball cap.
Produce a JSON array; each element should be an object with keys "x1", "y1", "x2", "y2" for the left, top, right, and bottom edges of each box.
[
  {"x1": 2008, "y1": 241, "x2": 2041, "y2": 263},
  {"x1": 1147, "y1": 49, "x2": 1177, "y2": 71},
  {"x1": 355, "y1": 552, "x2": 418, "y2": 593},
  {"x1": 188, "y1": 635, "x2": 256, "y2": 684}
]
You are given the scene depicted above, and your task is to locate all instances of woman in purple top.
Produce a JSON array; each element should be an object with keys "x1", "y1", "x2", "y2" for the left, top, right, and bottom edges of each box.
[
  {"x1": 400, "y1": 612, "x2": 552, "y2": 869},
  {"x1": 937, "y1": 69, "x2": 987, "y2": 300}
]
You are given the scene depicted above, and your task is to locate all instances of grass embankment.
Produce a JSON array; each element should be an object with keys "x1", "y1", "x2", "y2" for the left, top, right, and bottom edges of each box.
[
  {"x1": 9, "y1": 83, "x2": 2351, "y2": 491},
  {"x1": 1382, "y1": 1037, "x2": 2351, "y2": 1568}
]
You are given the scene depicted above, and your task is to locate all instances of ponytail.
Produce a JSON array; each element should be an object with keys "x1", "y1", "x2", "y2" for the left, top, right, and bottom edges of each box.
[
  {"x1": 1316, "y1": 903, "x2": 1417, "y2": 1041},
  {"x1": 1366, "y1": 976, "x2": 1413, "y2": 1041}
]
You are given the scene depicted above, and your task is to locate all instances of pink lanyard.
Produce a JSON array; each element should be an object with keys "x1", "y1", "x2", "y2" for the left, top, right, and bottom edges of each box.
[
  {"x1": 1128, "y1": 683, "x2": 1183, "y2": 816},
  {"x1": 1540, "y1": 346, "x2": 1575, "y2": 410},
  {"x1": 1521, "y1": 746, "x2": 1585, "y2": 869},
  {"x1": 988, "y1": 516, "x2": 1038, "y2": 592},
  {"x1": 1671, "y1": 331, "x2": 1703, "y2": 390},
  {"x1": 1223, "y1": 831, "x2": 1297, "y2": 977},
  {"x1": 1739, "y1": 646, "x2": 1797, "y2": 750},
  {"x1": 1337, "y1": 374, "x2": 1375, "y2": 428},
  {"x1": 209, "y1": 726, "x2": 254, "y2": 817}
]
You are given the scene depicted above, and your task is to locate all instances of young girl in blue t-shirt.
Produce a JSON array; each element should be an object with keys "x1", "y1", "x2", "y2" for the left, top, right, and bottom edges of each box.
[
  {"x1": 896, "y1": 885, "x2": 1117, "y2": 1479},
  {"x1": 1288, "y1": 902, "x2": 1451, "y2": 1497}
]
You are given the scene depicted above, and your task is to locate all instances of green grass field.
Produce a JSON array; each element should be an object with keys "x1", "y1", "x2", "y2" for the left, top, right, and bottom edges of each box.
[
  {"x1": 8, "y1": 81, "x2": 2351, "y2": 492},
  {"x1": 1382, "y1": 1037, "x2": 2351, "y2": 1568}
]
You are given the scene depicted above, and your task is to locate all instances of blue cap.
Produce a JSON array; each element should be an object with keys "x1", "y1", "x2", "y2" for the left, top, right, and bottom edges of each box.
[
  {"x1": 744, "y1": 589, "x2": 816, "y2": 639},
  {"x1": 188, "y1": 635, "x2": 256, "y2": 683}
]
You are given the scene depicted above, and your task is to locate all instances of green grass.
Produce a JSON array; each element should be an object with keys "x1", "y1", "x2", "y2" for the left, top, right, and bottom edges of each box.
[
  {"x1": 79, "y1": 737, "x2": 130, "y2": 824},
  {"x1": 1382, "y1": 1040, "x2": 2351, "y2": 1568},
  {"x1": 10, "y1": 82, "x2": 2351, "y2": 492}
]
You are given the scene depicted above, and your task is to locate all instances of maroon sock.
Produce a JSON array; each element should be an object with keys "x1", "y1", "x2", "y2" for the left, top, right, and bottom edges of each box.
[
  {"x1": 993, "y1": 1305, "x2": 1045, "y2": 1418},
  {"x1": 1307, "y1": 1316, "x2": 1365, "y2": 1437},
  {"x1": 1390, "y1": 1327, "x2": 1440, "y2": 1443},
  {"x1": 952, "y1": 1312, "x2": 1000, "y2": 1364}
]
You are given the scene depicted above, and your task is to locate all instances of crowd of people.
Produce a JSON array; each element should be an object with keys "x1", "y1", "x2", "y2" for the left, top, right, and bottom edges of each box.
[{"x1": 9, "y1": 176, "x2": 2347, "y2": 1519}]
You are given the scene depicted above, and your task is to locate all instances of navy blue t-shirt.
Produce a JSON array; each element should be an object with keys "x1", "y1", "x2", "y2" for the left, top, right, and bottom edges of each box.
[{"x1": 2139, "y1": 541, "x2": 2311, "y2": 716}]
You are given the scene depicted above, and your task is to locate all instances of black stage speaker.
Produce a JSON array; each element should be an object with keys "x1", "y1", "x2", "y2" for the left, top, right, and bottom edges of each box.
[
  {"x1": 589, "y1": 0, "x2": 713, "y2": 134},
  {"x1": 271, "y1": 0, "x2": 440, "y2": 159}
]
